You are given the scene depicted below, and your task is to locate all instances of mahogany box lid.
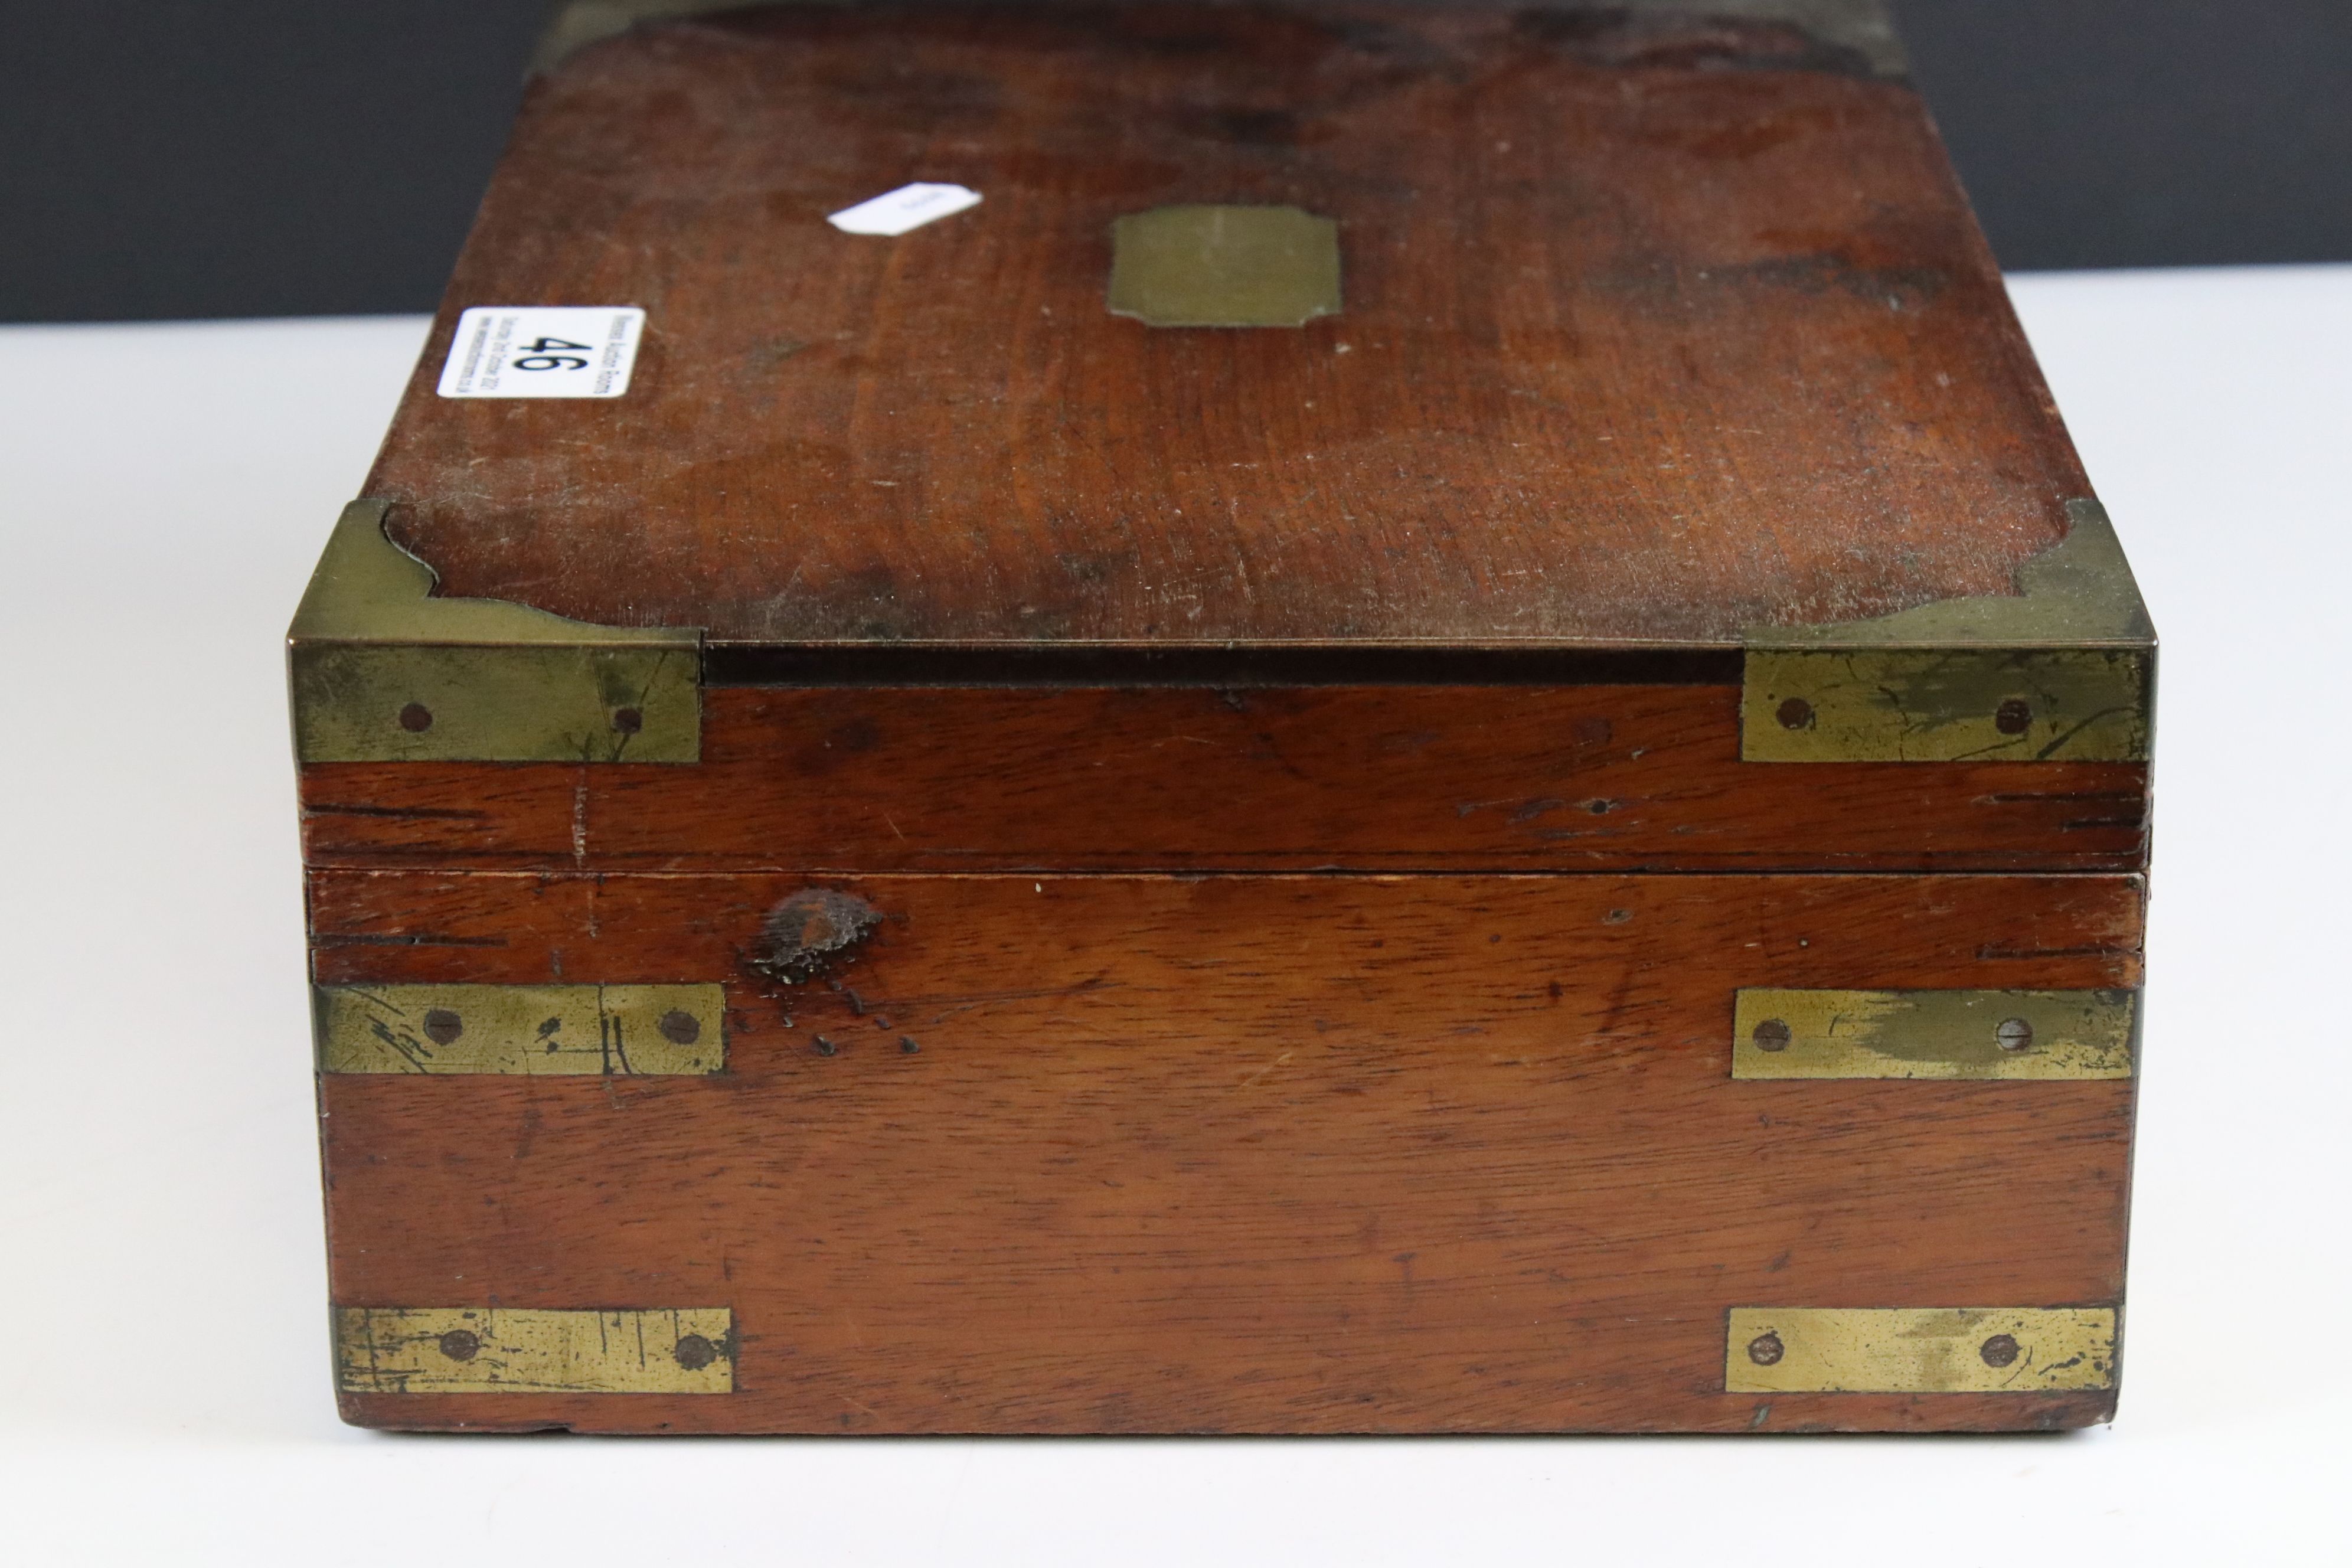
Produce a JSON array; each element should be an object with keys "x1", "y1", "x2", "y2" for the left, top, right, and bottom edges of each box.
[{"x1": 297, "y1": 0, "x2": 2150, "y2": 701}]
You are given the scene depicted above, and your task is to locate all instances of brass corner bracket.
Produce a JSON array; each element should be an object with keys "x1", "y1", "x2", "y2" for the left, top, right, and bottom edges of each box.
[
  {"x1": 287, "y1": 498, "x2": 701, "y2": 764},
  {"x1": 1740, "y1": 498, "x2": 2155, "y2": 762},
  {"x1": 315, "y1": 983, "x2": 727, "y2": 1076},
  {"x1": 1732, "y1": 988, "x2": 2137, "y2": 1080},
  {"x1": 335, "y1": 1307, "x2": 736, "y2": 1394},
  {"x1": 1726, "y1": 1306, "x2": 2117, "y2": 1394}
]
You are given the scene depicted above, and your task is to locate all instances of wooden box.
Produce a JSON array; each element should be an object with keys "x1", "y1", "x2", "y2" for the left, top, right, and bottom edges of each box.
[{"x1": 290, "y1": 0, "x2": 2152, "y2": 1433}]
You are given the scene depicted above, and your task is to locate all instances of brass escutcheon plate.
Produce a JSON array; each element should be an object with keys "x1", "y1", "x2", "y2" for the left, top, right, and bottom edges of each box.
[{"x1": 1107, "y1": 204, "x2": 1342, "y2": 328}]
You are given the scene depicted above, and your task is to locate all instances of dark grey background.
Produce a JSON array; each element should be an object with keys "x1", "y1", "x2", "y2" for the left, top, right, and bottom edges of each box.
[{"x1": 5, "y1": 1, "x2": 2347, "y2": 322}]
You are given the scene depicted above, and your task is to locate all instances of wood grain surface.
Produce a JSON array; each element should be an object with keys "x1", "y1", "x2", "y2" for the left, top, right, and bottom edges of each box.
[
  {"x1": 299, "y1": 684, "x2": 2152, "y2": 874},
  {"x1": 362, "y1": 1, "x2": 2088, "y2": 649},
  {"x1": 319, "y1": 869, "x2": 2141, "y2": 1433}
]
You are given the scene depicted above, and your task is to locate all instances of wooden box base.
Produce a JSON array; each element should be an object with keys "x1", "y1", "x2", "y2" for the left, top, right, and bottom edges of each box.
[{"x1": 316, "y1": 870, "x2": 2138, "y2": 1434}]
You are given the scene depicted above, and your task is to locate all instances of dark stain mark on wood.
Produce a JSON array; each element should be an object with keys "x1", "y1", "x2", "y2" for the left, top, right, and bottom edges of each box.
[
  {"x1": 753, "y1": 888, "x2": 883, "y2": 985},
  {"x1": 1707, "y1": 251, "x2": 1948, "y2": 309},
  {"x1": 746, "y1": 337, "x2": 807, "y2": 370}
]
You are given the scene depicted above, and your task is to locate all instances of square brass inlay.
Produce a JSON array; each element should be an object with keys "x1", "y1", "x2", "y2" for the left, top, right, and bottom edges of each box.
[{"x1": 1107, "y1": 204, "x2": 1342, "y2": 328}]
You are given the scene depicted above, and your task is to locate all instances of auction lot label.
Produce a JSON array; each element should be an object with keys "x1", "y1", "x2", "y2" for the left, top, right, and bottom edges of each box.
[{"x1": 437, "y1": 306, "x2": 645, "y2": 398}]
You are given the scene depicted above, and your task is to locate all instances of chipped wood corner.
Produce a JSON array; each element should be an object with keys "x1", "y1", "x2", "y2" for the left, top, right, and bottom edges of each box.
[
  {"x1": 287, "y1": 498, "x2": 701, "y2": 763},
  {"x1": 1741, "y1": 498, "x2": 2155, "y2": 762}
]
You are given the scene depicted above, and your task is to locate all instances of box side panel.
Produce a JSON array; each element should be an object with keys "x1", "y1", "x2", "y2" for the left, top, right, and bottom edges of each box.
[
  {"x1": 316, "y1": 870, "x2": 2140, "y2": 1434},
  {"x1": 298, "y1": 685, "x2": 2152, "y2": 874}
]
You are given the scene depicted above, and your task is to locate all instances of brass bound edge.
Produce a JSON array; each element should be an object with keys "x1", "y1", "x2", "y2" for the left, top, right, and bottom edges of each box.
[
  {"x1": 315, "y1": 984, "x2": 727, "y2": 1076},
  {"x1": 1727, "y1": 1307, "x2": 2118, "y2": 1393},
  {"x1": 1733, "y1": 988, "x2": 2135, "y2": 1080},
  {"x1": 1740, "y1": 499, "x2": 2155, "y2": 763},
  {"x1": 335, "y1": 1308, "x2": 736, "y2": 1394},
  {"x1": 287, "y1": 498, "x2": 701, "y2": 764}
]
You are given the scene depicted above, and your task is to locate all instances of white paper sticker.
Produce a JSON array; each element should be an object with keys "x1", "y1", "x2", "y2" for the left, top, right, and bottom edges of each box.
[
  {"x1": 827, "y1": 183, "x2": 982, "y2": 237},
  {"x1": 437, "y1": 306, "x2": 645, "y2": 398}
]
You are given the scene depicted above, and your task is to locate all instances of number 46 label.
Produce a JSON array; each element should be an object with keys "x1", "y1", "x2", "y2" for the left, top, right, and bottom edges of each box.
[{"x1": 437, "y1": 306, "x2": 646, "y2": 398}]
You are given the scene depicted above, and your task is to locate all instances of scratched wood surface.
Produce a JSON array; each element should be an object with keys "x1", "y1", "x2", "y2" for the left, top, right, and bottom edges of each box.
[
  {"x1": 361, "y1": 1, "x2": 2088, "y2": 649},
  {"x1": 298, "y1": 685, "x2": 2152, "y2": 874},
  {"x1": 320, "y1": 870, "x2": 2140, "y2": 1433}
]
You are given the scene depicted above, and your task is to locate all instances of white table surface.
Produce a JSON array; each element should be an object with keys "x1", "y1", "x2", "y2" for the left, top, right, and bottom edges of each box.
[{"x1": 3, "y1": 267, "x2": 2346, "y2": 1564}]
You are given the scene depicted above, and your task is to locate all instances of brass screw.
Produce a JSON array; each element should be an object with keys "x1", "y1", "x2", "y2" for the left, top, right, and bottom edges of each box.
[
  {"x1": 1752, "y1": 1018, "x2": 1792, "y2": 1053},
  {"x1": 398, "y1": 702, "x2": 434, "y2": 733},
  {"x1": 1994, "y1": 699, "x2": 2033, "y2": 736},
  {"x1": 1775, "y1": 697, "x2": 1815, "y2": 731},
  {"x1": 1980, "y1": 1333, "x2": 2020, "y2": 1368},
  {"x1": 672, "y1": 1333, "x2": 718, "y2": 1371},
  {"x1": 437, "y1": 1328, "x2": 481, "y2": 1362},
  {"x1": 422, "y1": 1008, "x2": 464, "y2": 1046},
  {"x1": 1747, "y1": 1331, "x2": 1785, "y2": 1366},
  {"x1": 1995, "y1": 1018, "x2": 2034, "y2": 1053},
  {"x1": 657, "y1": 1009, "x2": 701, "y2": 1045},
  {"x1": 612, "y1": 706, "x2": 644, "y2": 734}
]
